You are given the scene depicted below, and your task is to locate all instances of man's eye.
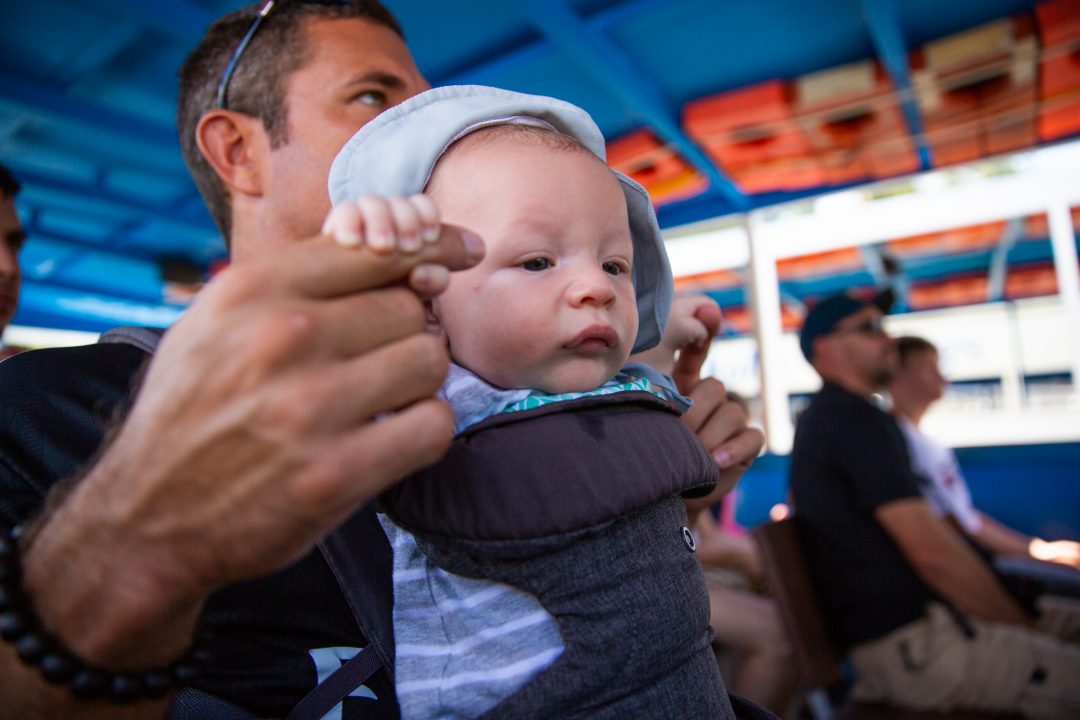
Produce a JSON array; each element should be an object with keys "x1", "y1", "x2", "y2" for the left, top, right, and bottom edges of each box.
[
  {"x1": 602, "y1": 261, "x2": 625, "y2": 276},
  {"x1": 355, "y1": 90, "x2": 387, "y2": 107},
  {"x1": 522, "y1": 258, "x2": 551, "y2": 271}
]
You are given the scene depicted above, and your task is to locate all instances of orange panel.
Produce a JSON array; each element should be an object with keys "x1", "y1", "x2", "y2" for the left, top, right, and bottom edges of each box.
[
  {"x1": 795, "y1": 61, "x2": 907, "y2": 153},
  {"x1": 674, "y1": 268, "x2": 742, "y2": 292},
  {"x1": 1036, "y1": 0, "x2": 1080, "y2": 46},
  {"x1": 909, "y1": 276, "x2": 989, "y2": 309},
  {"x1": 684, "y1": 80, "x2": 813, "y2": 165},
  {"x1": 777, "y1": 247, "x2": 864, "y2": 280},
  {"x1": 865, "y1": 134, "x2": 921, "y2": 178},
  {"x1": 724, "y1": 156, "x2": 828, "y2": 194},
  {"x1": 1005, "y1": 264, "x2": 1060, "y2": 298},
  {"x1": 912, "y1": 15, "x2": 1038, "y2": 166},
  {"x1": 986, "y1": 96, "x2": 1038, "y2": 154},
  {"x1": 887, "y1": 221, "x2": 1006, "y2": 256},
  {"x1": 1039, "y1": 48, "x2": 1080, "y2": 97},
  {"x1": 1038, "y1": 89, "x2": 1080, "y2": 139},
  {"x1": 606, "y1": 129, "x2": 707, "y2": 205},
  {"x1": 1023, "y1": 207, "x2": 1080, "y2": 237}
]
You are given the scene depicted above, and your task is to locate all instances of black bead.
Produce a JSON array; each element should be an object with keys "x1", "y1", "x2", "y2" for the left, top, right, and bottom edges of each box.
[
  {"x1": 142, "y1": 669, "x2": 173, "y2": 698},
  {"x1": 0, "y1": 533, "x2": 13, "y2": 561},
  {"x1": 15, "y1": 631, "x2": 47, "y2": 664},
  {"x1": 0, "y1": 585, "x2": 12, "y2": 610},
  {"x1": 108, "y1": 674, "x2": 141, "y2": 703},
  {"x1": 40, "y1": 653, "x2": 75, "y2": 684},
  {"x1": 0, "y1": 610, "x2": 27, "y2": 641},
  {"x1": 0, "y1": 562, "x2": 15, "y2": 584},
  {"x1": 173, "y1": 661, "x2": 203, "y2": 684},
  {"x1": 71, "y1": 669, "x2": 109, "y2": 698}
]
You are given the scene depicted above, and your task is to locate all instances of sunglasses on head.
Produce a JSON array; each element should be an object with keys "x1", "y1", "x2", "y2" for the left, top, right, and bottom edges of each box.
[{"x1": 215, "y1": 0, "x2": 350, "y2": 110}]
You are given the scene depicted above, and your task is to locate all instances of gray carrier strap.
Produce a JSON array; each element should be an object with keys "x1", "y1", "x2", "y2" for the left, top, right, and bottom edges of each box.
[
  {"x1": 99, "y1": 327, "x2": 392, "y2": 718},
  {"x1": 284, "y1": 644, "x2": 382, "y2": 720},
  {"x1": 99, "y1": 325, "x2": 166, "y2": 354}
]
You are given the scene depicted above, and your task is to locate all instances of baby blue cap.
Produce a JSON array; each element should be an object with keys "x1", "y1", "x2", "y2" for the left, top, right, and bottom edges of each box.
[{"x1": 327, "y1": 85, "x2": 673, "y2": 354}]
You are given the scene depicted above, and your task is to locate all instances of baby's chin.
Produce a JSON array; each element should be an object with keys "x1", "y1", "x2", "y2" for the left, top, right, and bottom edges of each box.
[{"x1": 517, "y1": 363, "x2": 626, "y2": 395}]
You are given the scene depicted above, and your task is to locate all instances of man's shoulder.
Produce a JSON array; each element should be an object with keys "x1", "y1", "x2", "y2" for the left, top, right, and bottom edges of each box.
[
  {"x1": 0, "y1": 341, "x2": 151, "y2": 526},
  {"x1": 0, "y1": 340, "x2": 148, "y2": 384}
]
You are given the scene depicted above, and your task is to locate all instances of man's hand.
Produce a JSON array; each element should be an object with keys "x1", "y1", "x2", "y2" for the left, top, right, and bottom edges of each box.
[
  {"x1": 634, "y1": 294, "x2": 765, "y2": 508},
  {"x1": 22, "y1": 211, "x2": 482, "y2": 670},
  {"x1": 1030, "y1": 538, "x2": 1080, "y2": 570}
]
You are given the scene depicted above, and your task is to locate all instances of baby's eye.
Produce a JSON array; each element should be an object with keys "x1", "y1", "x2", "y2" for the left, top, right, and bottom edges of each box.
[
  {"x1": 602, "y1": 261, "x2": 626, "y2": 276},
  {"x1": 522, "y1": 257, "x2": 551, "y2": 271}
]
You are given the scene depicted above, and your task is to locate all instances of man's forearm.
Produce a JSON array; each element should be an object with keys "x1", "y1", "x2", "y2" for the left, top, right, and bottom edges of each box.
[
  {"x1": 972, "y1": 512, "x2": 1034, "y2": 558},
  {"x1": 877, "y1": 499, "x2": 1030, "y2": 626}
]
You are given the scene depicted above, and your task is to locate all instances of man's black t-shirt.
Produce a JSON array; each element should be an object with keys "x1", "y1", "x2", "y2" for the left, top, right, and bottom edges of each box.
[
  {"x1": 788, "y1": 381, "x2": 935, "y2": 647},
  {"x1": 0, "y1": 343, "x2": 398, "y2": 719}
]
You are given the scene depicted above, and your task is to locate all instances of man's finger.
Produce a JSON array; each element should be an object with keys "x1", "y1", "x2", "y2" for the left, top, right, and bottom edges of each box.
[
  {"x1": 710, "y1": 425, "x2": 765, "y2": 471},
  {"x1": 279, "y1": 224, "x2": 483, "y2": 298},
  {"x1": 679, "y1": 376, "x2": 728, "y2": 434},
  {"x1": 301, "y1": 333, "x2": 450, "y2": 429},
  {"x1": 671, "y1": 300, "x2": 722, "y2": 393}
]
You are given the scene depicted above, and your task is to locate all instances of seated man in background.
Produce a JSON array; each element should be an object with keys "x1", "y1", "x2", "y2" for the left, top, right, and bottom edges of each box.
[
  {"x1": 0, "y1": 163, "x2": 26, "y2": 360},
  {"x1": 789, "y1": 290, "x2": 1080, "y2": 719},
  {"x1": 889, "y1": 335, "x2": 1080, "y2": 573}
]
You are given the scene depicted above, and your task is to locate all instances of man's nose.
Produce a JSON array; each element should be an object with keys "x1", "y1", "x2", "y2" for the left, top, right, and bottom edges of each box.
[{"x1": 0, "y1": 245, "x2": 18, "y2": 280}]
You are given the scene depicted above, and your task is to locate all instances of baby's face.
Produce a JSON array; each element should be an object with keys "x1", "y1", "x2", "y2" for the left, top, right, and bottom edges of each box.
[{"x1": 429, "y1": 134, "x2": 638, "y2": 393}]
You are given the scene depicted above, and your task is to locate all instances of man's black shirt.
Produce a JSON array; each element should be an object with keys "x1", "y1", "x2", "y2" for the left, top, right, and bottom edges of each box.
[
  {"x1": 0, "y1": 343, "x2": 397, "y2": 718},
  {"x1": 788, "y1": 381, "x2": 935, "y2": 647}
]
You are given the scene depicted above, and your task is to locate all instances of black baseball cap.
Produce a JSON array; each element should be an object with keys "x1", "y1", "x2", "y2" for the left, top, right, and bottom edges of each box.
[{"x1": 799, "y1": 288, "x2": 894, "y2": 361}]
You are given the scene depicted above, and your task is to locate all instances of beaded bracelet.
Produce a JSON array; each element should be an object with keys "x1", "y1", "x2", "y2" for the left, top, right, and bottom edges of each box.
[{"x1": 0, "y1": 525, "x2": 205, "y2": 703}]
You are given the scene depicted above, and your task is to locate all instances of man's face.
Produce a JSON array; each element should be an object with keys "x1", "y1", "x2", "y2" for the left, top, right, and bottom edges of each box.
[
  {"x1": 895, "y1": 349, "x2": 947, "y2": 404},
  {"x1": 250, "y1": 17, "x2": 428, "y2": 254},
  {"x1": 430, "y1": 137, "x2": 638, "y2": 394},
  {"x1": 822, "y1": 306, "x2": 896, "y2": 388},
  {"x1": 0, "y1": 195, "x2": 23, "y2": 333}
]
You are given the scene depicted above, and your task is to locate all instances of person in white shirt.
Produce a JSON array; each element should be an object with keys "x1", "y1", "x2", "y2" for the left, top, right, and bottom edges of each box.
[{"x1": 889, "y1": 335, "x2": 1080, "y2": 571}]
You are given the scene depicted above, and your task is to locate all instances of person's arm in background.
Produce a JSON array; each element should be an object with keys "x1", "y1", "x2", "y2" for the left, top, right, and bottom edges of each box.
[
  {"x1": 1, "y1": 224, "x2": 482, "y2": 720},
  {"x1": 634, "y1": 294, "x2": 765, "y2": 504},
  {"x1": 876, "y1": 498, "x2": 1031, "y2": 626},
  {"x1": 971, "y1": 511, "x2": 1080, "y2": 570},
  {"x1": 691, "y1": 510, "x2": 765, "y2": 585}
]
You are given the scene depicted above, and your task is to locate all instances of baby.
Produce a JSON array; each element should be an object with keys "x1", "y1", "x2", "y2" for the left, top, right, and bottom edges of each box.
[{"x1": 326, "y1": 86, "x2": 731, "y2": 719}]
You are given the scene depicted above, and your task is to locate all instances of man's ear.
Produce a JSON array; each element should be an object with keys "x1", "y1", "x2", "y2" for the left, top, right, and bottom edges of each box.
[{"x1": 195, "y1": 109, "x2": 268, "y2": 198}]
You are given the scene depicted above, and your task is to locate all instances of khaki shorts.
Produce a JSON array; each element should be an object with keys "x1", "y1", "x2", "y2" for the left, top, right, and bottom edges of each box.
[{"x1": 850, "y1": 600, "x2": 1080, "y2": 719}]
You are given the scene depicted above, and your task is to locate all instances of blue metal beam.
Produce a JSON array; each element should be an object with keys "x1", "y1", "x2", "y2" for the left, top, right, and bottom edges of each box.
[
  {"x1": 859, "y1": 0, "x2": 932, "y2": 171},
  {"x1": 0, "y1": 75, "x2": 177, "y2": 149},
  {"x1": 12, "y1": 166, "x2": 215, "y2": 233},
  {"x1": 505, "y1": 0, "x2": 747, "y2": 210},
  {"x1": 435, "y1": 0, "x2": 680, "y2": 86},
  {"x1": 75, "y1": 0, "x2": 217, "y2": 43},
  {"x1": 987, "y1": 217, "x2": 1024, "y2": 301}
]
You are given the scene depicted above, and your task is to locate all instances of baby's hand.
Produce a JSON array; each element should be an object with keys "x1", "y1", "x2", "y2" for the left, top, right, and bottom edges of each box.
[
  {"x1": 634, "y1": 293, "x2": 721, "y2": 377},
  {"x1": 322, "y1": 194, "x2": 441, "y2": 254}
]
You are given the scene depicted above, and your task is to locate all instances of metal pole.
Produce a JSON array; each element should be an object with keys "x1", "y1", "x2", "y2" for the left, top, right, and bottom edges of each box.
[
  {"x1": 1047, "y1": 201, "x2": 1080, "y2": 390},
  {"x1": 746, "y1": 212, "x2": 793, "y2": 454}
]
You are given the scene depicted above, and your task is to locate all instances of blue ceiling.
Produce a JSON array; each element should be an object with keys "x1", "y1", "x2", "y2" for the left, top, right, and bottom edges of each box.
[{"x1": 0, "y1": 0, "x2": 1064, "y2": 333}]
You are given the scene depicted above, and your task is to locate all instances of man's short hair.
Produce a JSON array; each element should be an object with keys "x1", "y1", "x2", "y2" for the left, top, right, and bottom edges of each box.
[
  {"x1": 176, "y1": 0, "x2": 404, "y2": 245},
  {"x1": 0, "y1": 163, "x2": 20, "y2": 199},
  {"x1": 895, "y1": 335, "x2": 937, "y2": 367}
]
